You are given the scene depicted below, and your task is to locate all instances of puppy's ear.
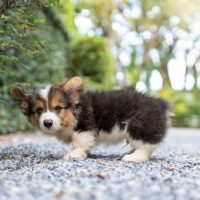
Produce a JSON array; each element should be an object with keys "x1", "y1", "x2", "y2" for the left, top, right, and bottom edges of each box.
[
  {"x1": 10, "y1": 86, "x2": 30, "y2": 115},
  {"x1": 10, "y1": 86, "x2": 26, "y2": 102},
  {"x1": 63, "y1": 77, "x2": 83, "y2": 105}
]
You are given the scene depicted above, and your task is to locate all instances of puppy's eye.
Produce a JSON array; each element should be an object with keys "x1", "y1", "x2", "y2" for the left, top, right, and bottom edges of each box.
[
  {"x1": 55, "y1": 106, "x2": 62, "y2": 112},
  {"x1": 36, "y1": 107, "x2": 43, "y2": 114}
]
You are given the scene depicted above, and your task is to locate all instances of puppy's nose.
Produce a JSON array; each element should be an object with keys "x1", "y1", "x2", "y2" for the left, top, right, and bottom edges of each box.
[{"x1": 43, "y1": 119, "x2": 53, "y2": 128}]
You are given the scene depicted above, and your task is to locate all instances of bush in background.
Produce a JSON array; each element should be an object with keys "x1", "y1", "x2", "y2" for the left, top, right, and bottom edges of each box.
[
  {"x1": 68, "y1": 35, "x2": 114, "y2": 89},
  {"x1": 158, "y1": 88, "x2": 200, "y2": 128}
]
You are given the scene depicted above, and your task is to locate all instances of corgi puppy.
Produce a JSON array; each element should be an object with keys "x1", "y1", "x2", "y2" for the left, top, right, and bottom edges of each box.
[{"x1": 11, "y1": 77, "x2": 170, "y2": 162}]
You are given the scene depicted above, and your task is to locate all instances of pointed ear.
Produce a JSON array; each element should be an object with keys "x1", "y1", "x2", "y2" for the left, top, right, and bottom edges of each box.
[
  {"x1": 10, "y1": 86, "x2": 26, "y2": 102},
  {"x1": 63, "y1": 77, "x2": 83, "y2": 105},
  {"x1": 10, "y1": 86, "x2": 30, "y2": 115}
]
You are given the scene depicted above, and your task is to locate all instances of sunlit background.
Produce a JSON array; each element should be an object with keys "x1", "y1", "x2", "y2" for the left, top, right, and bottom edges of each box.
[
  {"x1": 73, "y1": 0, "x2": 200, "y2": 91},
  {"x1": 0, "y1": 0, "x2": 200, "y2": 134}
]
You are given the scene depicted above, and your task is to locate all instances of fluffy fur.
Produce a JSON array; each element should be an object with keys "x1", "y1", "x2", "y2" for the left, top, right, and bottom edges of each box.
[{"x1": 11, "y1": 77, "x2": 170, "y2": 162}]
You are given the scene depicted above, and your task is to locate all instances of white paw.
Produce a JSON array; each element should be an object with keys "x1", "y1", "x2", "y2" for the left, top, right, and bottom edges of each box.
[
  {"x1": 63, "y1": 149, "x2": 87, "y2": 160},
  {"x1": 122, "y1": 152, "x2": 149, "y2": 162}
]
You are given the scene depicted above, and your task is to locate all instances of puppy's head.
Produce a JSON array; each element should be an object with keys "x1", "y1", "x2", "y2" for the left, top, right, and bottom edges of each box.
[{"x1": 10, "y1": 77, "x2": 83, "y2": 133}]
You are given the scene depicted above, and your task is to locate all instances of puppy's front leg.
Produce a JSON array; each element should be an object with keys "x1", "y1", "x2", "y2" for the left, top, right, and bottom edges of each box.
[{"x1": 64, "y1": 131, "x2": 96, "y2": 160}]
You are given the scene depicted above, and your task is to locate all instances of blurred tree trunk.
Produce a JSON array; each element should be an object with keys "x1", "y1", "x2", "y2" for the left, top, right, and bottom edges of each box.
[
  {"x1": 42, "y1": 6, "x2": 70, "y2": 42},
  {"x1": 192, "y1": 55, "x2": 200, "y2": 91},
  {"x1": 192, "y1": 66, "x2": 198, "y2": 90},
  {"x1": 183, "y1": 49, "x2": 189, "y2": 90},
  {"x1": 41, "y1": 6, "x2": 71, "y2": 76},
  {"x1": 160, "y1": 54, "x2": 173, "y2": 88},
  {"x1": 105, "y1": 6, "x2": 126, "y2": 86}
]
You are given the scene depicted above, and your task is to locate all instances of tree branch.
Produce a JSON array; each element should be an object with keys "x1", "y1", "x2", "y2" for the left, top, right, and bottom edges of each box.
[
  {"x1": 0, "y1": 0, "x2": 15, "y2": 17},
  {"x1": 9, "y1": 2, "x2": 38, "y2": 9},
  {"x1": 0, "y1": 0, "x2": 40, "y2": 18}
]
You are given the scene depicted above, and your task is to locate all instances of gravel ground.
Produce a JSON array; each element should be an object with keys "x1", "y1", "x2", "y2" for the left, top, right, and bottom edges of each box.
[{"x1": 0, "y1": 128, "x2": 200, "y2": 200}]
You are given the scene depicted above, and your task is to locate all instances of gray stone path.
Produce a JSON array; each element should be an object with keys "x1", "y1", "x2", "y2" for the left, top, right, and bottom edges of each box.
[{"x1": 0, "y1": 128, "x2": 200, "y2": 200}]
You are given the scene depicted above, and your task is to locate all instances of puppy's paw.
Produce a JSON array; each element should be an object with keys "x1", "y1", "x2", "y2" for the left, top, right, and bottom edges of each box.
[
  {"x1": 122, "y1": 152, "x2": 149, "y2": 162},
  {"x1": 63, "y1": 149, "x2": 87, "y2": 160}
]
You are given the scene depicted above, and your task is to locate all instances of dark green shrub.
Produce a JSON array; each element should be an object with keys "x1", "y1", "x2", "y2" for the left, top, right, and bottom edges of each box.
[{"x1": 68, "y1": 35, "x2": 114, "y2": 89}]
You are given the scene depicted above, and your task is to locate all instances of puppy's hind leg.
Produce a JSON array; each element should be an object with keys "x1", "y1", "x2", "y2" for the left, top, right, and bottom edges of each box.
[
  {"x1": 122, "y1": 141, "x2": 156, "y2": 162},
  {"x1": 64, "y1": 131, "x2": 96, "y2": 160}
]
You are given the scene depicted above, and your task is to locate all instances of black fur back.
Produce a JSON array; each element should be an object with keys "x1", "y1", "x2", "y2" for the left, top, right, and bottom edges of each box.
[{"x1": 75, "y1": 88, "x2": 170, "y2": 144}]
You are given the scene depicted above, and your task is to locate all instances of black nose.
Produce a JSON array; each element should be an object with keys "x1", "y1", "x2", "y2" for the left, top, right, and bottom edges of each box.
[{"x1": 43, "y1": 119, "x2": 53, "y2": 128}]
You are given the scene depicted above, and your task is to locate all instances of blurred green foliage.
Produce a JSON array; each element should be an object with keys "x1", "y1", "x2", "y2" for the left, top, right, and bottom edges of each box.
[
  {"x1": 68, "y1": 36, "x2": 113, "y2": 89},
  {"x1": 0, "y1": 9, "x2": 68, "y2": 133},
  {"x1": 158, "y1": 88, "x2": 200, "y2": 128}
]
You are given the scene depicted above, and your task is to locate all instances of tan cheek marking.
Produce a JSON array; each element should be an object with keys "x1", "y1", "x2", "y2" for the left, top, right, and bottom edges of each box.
[
  {"x1": 59, "y1": 109, "x2": 76, "y2": 127},
  {"x1": 29, "y1": 115, "x2": 40, "y2": 128},
  {"x1": 49, "y1": 88, "x2": 64, "y2": 109},
  {"x1": 36, "y1": 101, "x2": 44, "y2": 107},
  {"x1": 50, "y1": 97, "x2": 60, "y2": 108}
]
